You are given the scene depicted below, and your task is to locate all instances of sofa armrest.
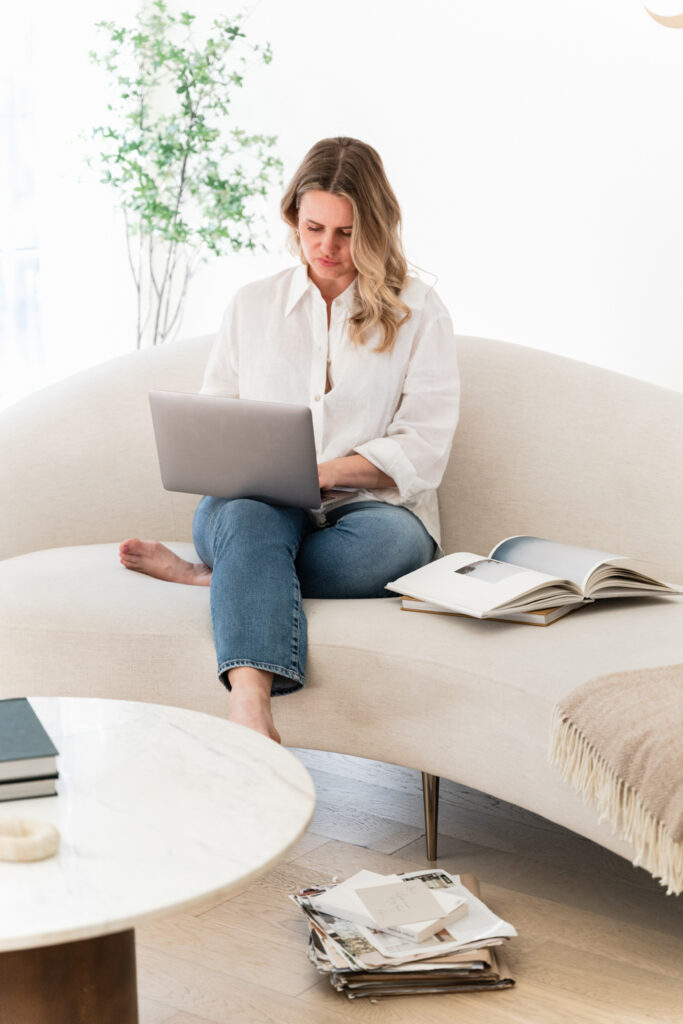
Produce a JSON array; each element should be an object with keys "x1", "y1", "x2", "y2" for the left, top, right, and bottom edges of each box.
[{"x1": 0, "y1": 336, "x2": 213, "y2": 560}]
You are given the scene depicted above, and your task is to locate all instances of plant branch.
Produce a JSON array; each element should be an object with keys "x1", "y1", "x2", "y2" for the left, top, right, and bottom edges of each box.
[
  {"x1": 160, "y1": 237, "x2": 180, "y2": 340},
  {"x1": 87, "y1": 4, "x2": 281, "y2": 346},
  {"x1": 162, "y1": 258, "x2": 193, "y2": 343}
]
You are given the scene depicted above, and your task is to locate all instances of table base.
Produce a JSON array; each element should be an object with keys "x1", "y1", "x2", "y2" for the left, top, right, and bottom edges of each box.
[{"x1": 0, "y1": 929, "x2": 138, "y2": 1024}]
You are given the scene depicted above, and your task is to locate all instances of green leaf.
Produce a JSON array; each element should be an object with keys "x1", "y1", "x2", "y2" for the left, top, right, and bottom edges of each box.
[{"x1": 84, "y1": 1, "x2": 281, "y2": 334}]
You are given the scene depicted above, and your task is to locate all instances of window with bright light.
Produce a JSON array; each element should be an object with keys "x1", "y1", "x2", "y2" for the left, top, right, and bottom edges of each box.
[
  {"x1": 0, "y1": 14, "x2": 42, "y2": 408},
  {"x1": 1, "y1": 1, "x2": 140, "y2": 410}
]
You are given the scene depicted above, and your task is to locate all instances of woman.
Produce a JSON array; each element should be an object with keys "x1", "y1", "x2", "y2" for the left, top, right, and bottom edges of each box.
[{"x1": 120, "y1": 137, "x2": 459, "y2": 742}]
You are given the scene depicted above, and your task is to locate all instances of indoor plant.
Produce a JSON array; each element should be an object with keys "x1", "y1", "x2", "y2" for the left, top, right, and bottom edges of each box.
[{"x1": 88, "y1": 0, "x2": 282, "y2": 347}]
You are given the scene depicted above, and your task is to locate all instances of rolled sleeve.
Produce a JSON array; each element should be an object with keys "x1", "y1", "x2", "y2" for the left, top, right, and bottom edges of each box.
[{"x1": 353, "y1": 314, "x2": 460, "y2": 501}]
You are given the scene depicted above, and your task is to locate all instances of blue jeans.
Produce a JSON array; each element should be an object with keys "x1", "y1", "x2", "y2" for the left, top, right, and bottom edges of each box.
[{"x1": 192, "y1": 497, "x2": 436, "y2": 695}]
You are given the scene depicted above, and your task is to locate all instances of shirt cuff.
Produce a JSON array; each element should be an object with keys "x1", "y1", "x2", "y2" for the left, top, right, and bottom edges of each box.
[{"x1": 353, "y1": 437, "x2": 421, "y2": 501}]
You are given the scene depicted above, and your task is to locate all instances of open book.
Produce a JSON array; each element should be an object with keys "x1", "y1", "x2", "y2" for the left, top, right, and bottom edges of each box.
[{"x1": 386, "y1": 535, "x2": 682, "y2": 620}]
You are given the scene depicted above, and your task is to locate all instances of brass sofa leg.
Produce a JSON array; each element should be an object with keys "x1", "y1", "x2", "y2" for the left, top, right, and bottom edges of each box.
[{"x1": 422, "y1": 772, "x2": 440, "y2": 861}]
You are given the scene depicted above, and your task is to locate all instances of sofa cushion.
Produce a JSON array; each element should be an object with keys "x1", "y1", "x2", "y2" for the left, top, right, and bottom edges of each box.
[{"x1": 2, "y1": 542, "x2": 682, "y2": 855}]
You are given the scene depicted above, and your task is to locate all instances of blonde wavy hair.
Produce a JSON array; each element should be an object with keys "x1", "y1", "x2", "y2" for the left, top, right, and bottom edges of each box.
[{"x1": 280, "y1": 137, "x2": 411, "y2": 352}]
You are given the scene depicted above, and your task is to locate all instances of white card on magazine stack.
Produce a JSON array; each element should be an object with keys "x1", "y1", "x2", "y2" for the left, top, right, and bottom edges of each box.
[{"x1": 307, "y1": 870, "x2": 468, "y2": 941}]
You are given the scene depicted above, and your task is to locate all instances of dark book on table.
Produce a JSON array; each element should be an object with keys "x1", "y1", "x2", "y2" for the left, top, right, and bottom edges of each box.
[
  {"x1": 0, "y1": 774, "x2": 59, "y2": 802},
  {"x1": 0, "y1": 698, "x2": 59, "y2": 782}
]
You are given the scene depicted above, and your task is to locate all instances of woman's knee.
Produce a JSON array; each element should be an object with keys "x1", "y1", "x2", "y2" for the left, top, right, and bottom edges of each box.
[
  {"x1": 299, "y1": 504, "x2": 435, "y2": 598},
  {"x1": 341, "y1": 505, "x2": 434, "y2": 567},
  {"x1": 393, "y1": 513, "x2": 437, "y2": 571},
  {"x1": 196, "y1": 497, "x2": 306, "y2": 553}
]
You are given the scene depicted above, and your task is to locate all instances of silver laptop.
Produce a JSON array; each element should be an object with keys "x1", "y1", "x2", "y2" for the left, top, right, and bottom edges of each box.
[{"x1": 148, "y1": 390, "x2": 322, "y2": 508}]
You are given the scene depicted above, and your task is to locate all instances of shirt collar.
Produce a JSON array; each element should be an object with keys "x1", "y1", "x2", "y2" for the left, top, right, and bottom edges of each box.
[
  {"x1": 284, "y1": 263, "x2": 359, "y2": 317},
  {"x1": 284, "y1": 263, "x2": 314, "y2": 316}
]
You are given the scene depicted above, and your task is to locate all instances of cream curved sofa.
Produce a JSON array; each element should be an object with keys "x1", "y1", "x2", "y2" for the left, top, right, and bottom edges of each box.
[{"x1": 1, "y1": 334, "x2": 682, "y2": 866}]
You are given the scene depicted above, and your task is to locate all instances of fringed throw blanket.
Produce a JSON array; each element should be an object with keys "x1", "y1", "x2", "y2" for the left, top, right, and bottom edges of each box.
[{"x1": 550, "y1": 664, "x2": 683, "y2": 895}]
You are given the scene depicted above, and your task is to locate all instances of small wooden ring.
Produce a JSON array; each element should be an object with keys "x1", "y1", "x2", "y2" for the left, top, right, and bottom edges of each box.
[{"x1": 0, "y1": 817, "x2": 60, "y2": 862}]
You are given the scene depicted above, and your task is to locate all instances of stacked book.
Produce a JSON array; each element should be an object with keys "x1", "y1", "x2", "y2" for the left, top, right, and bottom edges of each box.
[
  {"x1": 0, "y1": 698, "x2": 59, "y2": 801},
  {"x1": 387, "y1": 534, "x2": 681, "y2": 626},
  {"x1": 291, "y1": 867, "x2": 516, "y2": 999}
]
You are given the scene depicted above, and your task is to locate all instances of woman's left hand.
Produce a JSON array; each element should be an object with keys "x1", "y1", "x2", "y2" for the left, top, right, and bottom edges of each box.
[{"x1": 318, "y1": 455, "x2": 395, "y2": 492}]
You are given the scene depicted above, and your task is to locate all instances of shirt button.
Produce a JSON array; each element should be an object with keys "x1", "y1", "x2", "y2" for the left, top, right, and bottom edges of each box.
[{"x1": 314, "y1": 394, "x2": 321, "y2": 401}]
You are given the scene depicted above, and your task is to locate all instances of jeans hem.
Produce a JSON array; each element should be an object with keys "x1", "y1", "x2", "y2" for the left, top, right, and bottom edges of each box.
[{"x1": 217, "y1": 659, "x2": 304, "y2": 697}]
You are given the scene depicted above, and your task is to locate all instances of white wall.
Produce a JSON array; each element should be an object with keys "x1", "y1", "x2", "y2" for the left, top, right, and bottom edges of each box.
[
  {"x1": 184, "y1": 0, "x2": 683, "y2": 391},
  {"x1": 7, "y1": 0, "x2": 683, "y2": 399}
]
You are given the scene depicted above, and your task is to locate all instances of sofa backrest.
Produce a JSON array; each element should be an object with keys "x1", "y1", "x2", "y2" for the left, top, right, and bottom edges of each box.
[
  {"x1": 440, "y1": 336, "x2": 683, "y2": 579},
  {"x1": 2, "y1": 333, "x2": 682, "y2": 580}
]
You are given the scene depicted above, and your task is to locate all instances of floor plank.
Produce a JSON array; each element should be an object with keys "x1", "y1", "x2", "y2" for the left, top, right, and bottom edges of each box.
[
  {"x1": 308, "y1": 799, "x2": 423, "y2": 853},
  {"x1": 137, "y1": 945, "x2": 360, "y2": 1024},
  {"x1": 137, "y1": 911, "x2": 318, "y2": 998},
  {"x1": 137, "y1": 749, "x2": 683, "y2": 1024},
  {"x1": 139, "y1": 997, "x2": 178, "y2": 1024},
  {"x1": 397, "y1": 834, "x2": 683, "y2": 937},
  {"x1": 162, "y1": 1015, "x2": 218, "y2": 1024}
]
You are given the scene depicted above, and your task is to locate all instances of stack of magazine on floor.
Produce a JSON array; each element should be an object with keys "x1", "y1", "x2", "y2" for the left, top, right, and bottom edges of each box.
[
  {"x1": 386, "y1": 535, "x2": 682, "y2": 626},
  {"x1": 291, "y1": 868, "x2": 516, "y2": 999},
  {"x1": 0, "y1": 698, "x2": 59, "y2": 801}
]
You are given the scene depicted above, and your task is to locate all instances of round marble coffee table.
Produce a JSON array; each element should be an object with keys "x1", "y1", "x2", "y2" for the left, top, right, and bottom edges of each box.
[{"x1": 0, "y1": 697, "x2": 315, "y2": 1024}]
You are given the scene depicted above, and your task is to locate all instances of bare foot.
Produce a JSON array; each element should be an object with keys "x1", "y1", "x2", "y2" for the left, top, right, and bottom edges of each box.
[
  {"x1": 229, "y1": 691, "x2": 282, "y2": 744},
  {"x1": 119, "y1": 539, "x2": 212, "y2": 586}
]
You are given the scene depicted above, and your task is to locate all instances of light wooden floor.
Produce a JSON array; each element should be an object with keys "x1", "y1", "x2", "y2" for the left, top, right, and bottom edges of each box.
[{"x1": 136, "y1": 749, "x2": 683, "y2": 1024}]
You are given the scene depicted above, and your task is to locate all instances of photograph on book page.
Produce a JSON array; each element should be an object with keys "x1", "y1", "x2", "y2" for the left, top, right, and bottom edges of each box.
[{"x1": 292, "y1": 894, "x2": 384, "y2": 970}]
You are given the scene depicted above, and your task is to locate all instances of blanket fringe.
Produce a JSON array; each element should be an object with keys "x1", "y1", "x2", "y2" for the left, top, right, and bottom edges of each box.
[{"x1": 549, "y1": 706, "x2": 683, "y2": 896}]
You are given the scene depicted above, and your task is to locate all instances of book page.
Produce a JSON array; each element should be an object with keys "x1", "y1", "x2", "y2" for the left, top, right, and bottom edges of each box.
[
  {"x1": 490, "y1": 536, "x2": 617, "y2": 591},
  {"x1": 386, "y1": 552, "x2": 582, "y2": 616}
]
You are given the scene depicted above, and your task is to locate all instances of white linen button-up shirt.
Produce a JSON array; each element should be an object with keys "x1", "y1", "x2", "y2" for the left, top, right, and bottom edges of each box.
[{"x1": 200, "y1": 263, "x2": 459, "y2": 547}]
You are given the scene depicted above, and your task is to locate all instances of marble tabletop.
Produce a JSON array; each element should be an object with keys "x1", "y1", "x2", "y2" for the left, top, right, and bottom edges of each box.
[{"x1": 0, "y1": 698, "x2": 315, "y2": 952}]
